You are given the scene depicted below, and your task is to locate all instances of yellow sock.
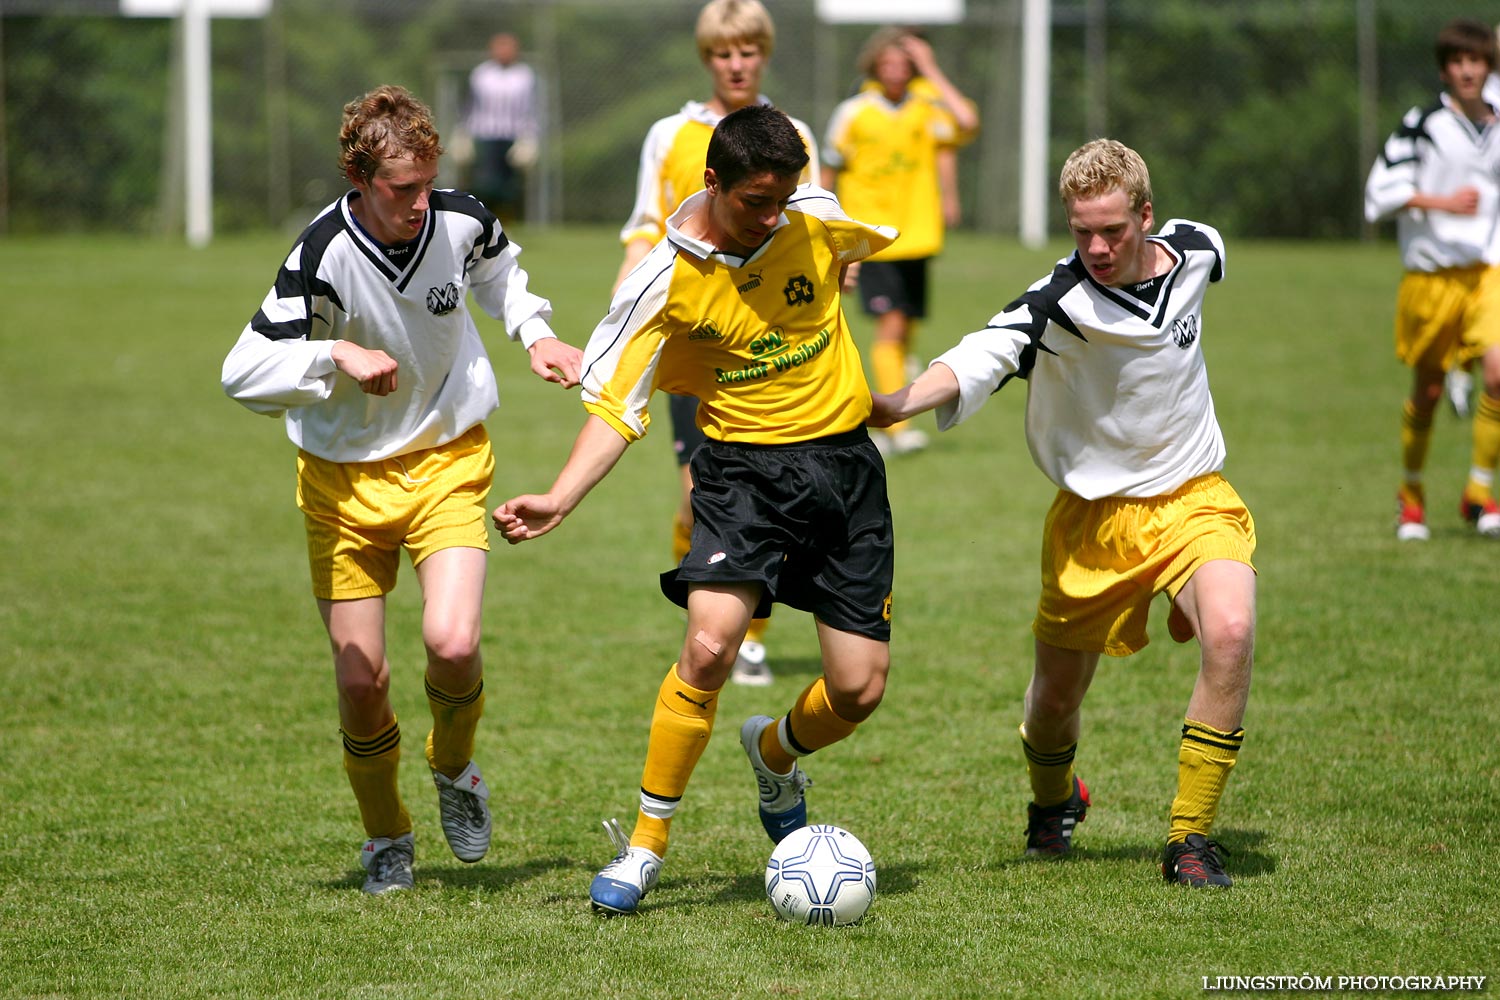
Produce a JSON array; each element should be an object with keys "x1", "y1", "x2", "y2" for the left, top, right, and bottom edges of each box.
[
  {"x1": 759, "y1": 677, "x2": 858, "y2": 774},
  {"x1": 1467, "y1": 394, "x2": 1500, "y2": 500},
  {"x1": 424, "y1": 675, "x2": 484, "y2": 778},
  {"x1": 1020, "y1": 723, "x2": 1076, "y2": 809},
  {"x1": 634, "y1": 664, "x2": 719, "y2": 856},
  {"x1": 1167, "y1": 719, "x2": 1244, "y2": 843},
  {"x1": 671, "y1": 511, "x2": 693, "y2": 565},
  {"x1": 342, "y1": 717, "x2": 412, "y2": 839},
  {"x1": 870, "y1": 340, "x2": 911, "y2": 432},
  {"x1": 1401, "y1": 399, "x2": 1433, "y2": 504},
  {"x1": 744, "y1": 616, "x2": 770, "y2": 645}
]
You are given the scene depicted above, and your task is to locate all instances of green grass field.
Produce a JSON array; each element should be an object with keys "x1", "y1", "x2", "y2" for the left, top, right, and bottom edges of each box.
[{"x1": 2, "y1": 227, "x2": 1495, "y2": 999}]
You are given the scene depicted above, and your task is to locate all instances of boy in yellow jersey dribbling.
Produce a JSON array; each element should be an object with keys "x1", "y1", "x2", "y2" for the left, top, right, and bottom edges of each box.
[
  {"x1": 616, "y1": 0, "x2": 822, "y2": 686},
  {"x1": 495, "y1": 105, "x2": 899, "y2": 915}
]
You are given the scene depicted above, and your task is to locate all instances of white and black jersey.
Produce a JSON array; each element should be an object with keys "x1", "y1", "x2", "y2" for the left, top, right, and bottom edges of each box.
[
  {"x1": 1365, "y1": 91, "x2": 1500, "y2": 271},
  {"x1": 221, "y1": 189, "x2": 555, "y2": 463},
  {"x1": 933, "y1": 219, "x2": 1227, "y2": 500}
]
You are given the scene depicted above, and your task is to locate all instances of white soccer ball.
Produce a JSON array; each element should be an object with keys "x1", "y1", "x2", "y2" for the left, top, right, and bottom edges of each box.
[{"x1": 765, "y1": 824, "x2": 876, "y2": 926}]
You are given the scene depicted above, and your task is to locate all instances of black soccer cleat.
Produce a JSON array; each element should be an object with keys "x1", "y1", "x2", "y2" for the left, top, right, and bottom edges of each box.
[
  {"x1": 1162, "y1": 833, "x2": 1232, "y2": 888},
  {"x1": 1024, "y1": 776, "x2": 1090, "y2": 856}
]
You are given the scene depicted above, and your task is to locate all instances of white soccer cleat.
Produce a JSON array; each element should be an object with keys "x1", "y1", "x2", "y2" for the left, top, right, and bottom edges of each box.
[
  {"x1": 740, "y1": 715, "x2": 810, "y2": 843},
  {"x1": 1445, "y1": 368, "x2": 1474, "y2": 419},
  {"x1": 589, "y1": 818, "x2": 662, "y2": 916},
  {"x1": 1461, "y1": 493, "x2": 1500, "y2": 538},
  {"x1": 731, "y1": 639, "x2": 773, "y2": 686},
  {"x1": 431, "y1": 760, "x2": 491, "y2": 863},
  {"x1": 360, "y1": 833, "x2": 415, "y2": 895},
  {"x1": 1396, "y1": 495, "x2": 1430, "y2": 542}
]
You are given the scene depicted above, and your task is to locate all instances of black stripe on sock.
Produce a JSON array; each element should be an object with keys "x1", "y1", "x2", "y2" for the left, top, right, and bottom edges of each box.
[
  {"x1": 425, "y1": 677, "x2": 483, "y2": 708},
  {"x1": 1181, "y1": 723, "x2": 1244, "y2": 753},
  {"x1": 639, "y1": 786, "x2": 683, "y2": 805},
  {"x1": 342, "y1": 723, "x2": 401, "y2": 758},
  {"x1": 782, "y1": 717, "x2": 812, "y2": 757},
  {"x1": 1022, "y1": 737, "x2": 1077, "y2": 767}
]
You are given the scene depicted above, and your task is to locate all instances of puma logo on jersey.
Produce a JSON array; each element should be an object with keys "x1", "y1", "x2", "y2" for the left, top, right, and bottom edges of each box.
[
  {"x1": 738, "y1": 270, "x2": 763, "y2": 293},
  {"x1": 427, "y1": 282, "x2": 461, "y2": 316}
]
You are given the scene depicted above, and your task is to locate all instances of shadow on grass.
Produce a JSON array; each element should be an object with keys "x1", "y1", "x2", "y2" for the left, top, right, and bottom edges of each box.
[
  {"x1": 322, "y1": 853, "x2": 584, "y2": 894},
  {"x1": 512, "y1": 858, "x2": 925, "y2": 915},
  {"x1": 986, "y1": 828, "x2": 1276, "y2": 881}
]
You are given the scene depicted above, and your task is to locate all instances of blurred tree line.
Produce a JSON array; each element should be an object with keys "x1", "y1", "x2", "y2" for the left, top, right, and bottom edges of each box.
[{"x1": 0, "y1": 0, "x2": 1483, "y2": 239}]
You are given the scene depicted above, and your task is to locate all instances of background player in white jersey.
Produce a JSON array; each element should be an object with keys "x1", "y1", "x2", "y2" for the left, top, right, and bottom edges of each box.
[
  {"x1": 221, "y1": 85, "x2": 582, "y2": 894},
  {"x1": 1365, "y1": 17, "x2": 1500, "y2": 541},
  {"x1": 614, "y1": 0, "x2": 822, "y2": 686},
  {"x1": 463, "y1": 31, "x2": 539, "y2": 224},
  {"x1": 871, "y1": 139, "x2": 1255, "y2": 888},
  {"x1": 494, "y1": 105, "x2": 898, "y2": 915}
]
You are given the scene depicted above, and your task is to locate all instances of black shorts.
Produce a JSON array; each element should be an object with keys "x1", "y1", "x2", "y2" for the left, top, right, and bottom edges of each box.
[
  {"x1": 669, "y1": 393, "x2": 707, "y2": 468},
  {"x1": 659, "y1": 428, "x2": 894, "y2": 641},
  {"x1": 858, "y1": 258, "x2": 930, "y2": 319}
]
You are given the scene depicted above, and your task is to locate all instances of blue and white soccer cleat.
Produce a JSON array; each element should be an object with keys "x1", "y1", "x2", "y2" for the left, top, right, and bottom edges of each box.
[
  {"x1": 588, "y1": 818, "x2": 661, "y2": 916},
  {"x1": 740, "y1": 715, "x2": 810, "y2": 843}
]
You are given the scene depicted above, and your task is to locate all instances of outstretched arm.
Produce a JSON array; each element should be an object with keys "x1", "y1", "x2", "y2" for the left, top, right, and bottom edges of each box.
[
  {"x1": 527, "y1": 337, "x2": 582, "y2": 388},
  {"x1": 492, "y1": 414, "x2": 630, "y2": 542},
  {"x1": 869, "y1": 362, "x2": 960, "y2": 427}
]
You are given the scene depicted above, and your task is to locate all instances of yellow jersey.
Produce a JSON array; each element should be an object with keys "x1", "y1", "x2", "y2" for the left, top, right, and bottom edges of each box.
[
  {"x1": 584, "y1": 185, "x2": 897, "y2": 445},
  {"x1": 621, "y1": 99, "x2": 820, "y2": 249},
  {"x1": 824, "y1": 84, "x2": 972, "y2": 260}
]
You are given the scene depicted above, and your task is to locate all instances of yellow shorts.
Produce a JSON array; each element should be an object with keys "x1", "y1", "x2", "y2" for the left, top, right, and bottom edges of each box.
[
  {"x1": 1394, "y1": 264, "x2": 1500, "y2": 370},
  {"x1": 1032, "y1": 473, "x2": 1256, "y2": 657},
  {"x1": 297, "y1": 424, "x2": 494, "y2": 600}
]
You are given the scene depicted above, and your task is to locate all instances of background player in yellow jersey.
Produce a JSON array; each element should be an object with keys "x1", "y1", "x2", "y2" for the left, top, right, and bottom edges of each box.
[
  {"x1": 823, "y1": 26, "x2": 978, "y2": 458},
  {"x1": 495, "y1": 105, "x2": 899, "y2": 915},
  {"x1": 615, "y1": 0, "x2": 822, "y2": 685},
  {"x1": 871, "y1": 139, "x2": 1255, "y2": 888},
  {"x1": 222, "y1": 86, "x2": 582, "y2": 894}
]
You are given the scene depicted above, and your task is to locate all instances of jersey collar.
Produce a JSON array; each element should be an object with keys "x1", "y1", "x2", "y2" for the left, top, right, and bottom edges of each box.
[{"x1": 664, "y1": 189, "x2": 789, "y2": 267}]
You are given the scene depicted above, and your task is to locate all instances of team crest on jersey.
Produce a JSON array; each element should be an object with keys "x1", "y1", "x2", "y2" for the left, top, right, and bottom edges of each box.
[
  {"x1": 737, "y1": 270, "x2": 763, "y2": 293},
  {"x1": 1170, "y1": 314, "x2": 1199, "y2": 349},
  {"x1": 689, "y1": 319, "x2": 724, "y2": 342},
  {"x1": 782, "y1": 274, "x2": 815, "y2": 306},
  {"x1": 426, "y1": 282, "x2": 461, "y2": 316}
]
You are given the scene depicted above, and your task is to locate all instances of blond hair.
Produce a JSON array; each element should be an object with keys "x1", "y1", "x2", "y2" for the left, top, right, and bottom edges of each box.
[
  {"x1": 338, "y1": 85, "x2": 443, "y2": 184},
  {"x1": 696, "y1": 0, "x2": 775, "y2": 62},
  {"x1": 1058, "y1": 138, "x2": 1152, "y2": 213}
]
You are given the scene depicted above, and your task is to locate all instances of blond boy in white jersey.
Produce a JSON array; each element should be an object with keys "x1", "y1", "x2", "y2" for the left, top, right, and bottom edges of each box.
[
  {"x1": 873, "y1": 138, "x2": 1256, "y2": 888},
  {"x1": 495, "y1": 106, "x2": 899, "y2": 915}
]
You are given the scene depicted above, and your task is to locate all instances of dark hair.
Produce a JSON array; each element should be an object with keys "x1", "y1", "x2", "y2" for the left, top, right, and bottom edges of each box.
[
  {"x1": 1436, "y1": 18, "x2": 1495, "y2": 73},
  {"x1": 705, "y1": 104, "x2": 809, "y2": 192}
]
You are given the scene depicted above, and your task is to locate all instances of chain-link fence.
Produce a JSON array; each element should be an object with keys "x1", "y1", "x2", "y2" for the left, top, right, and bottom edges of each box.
[{"x1": 0, "y1": 0, "x2": 1493, "y2": 239}]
